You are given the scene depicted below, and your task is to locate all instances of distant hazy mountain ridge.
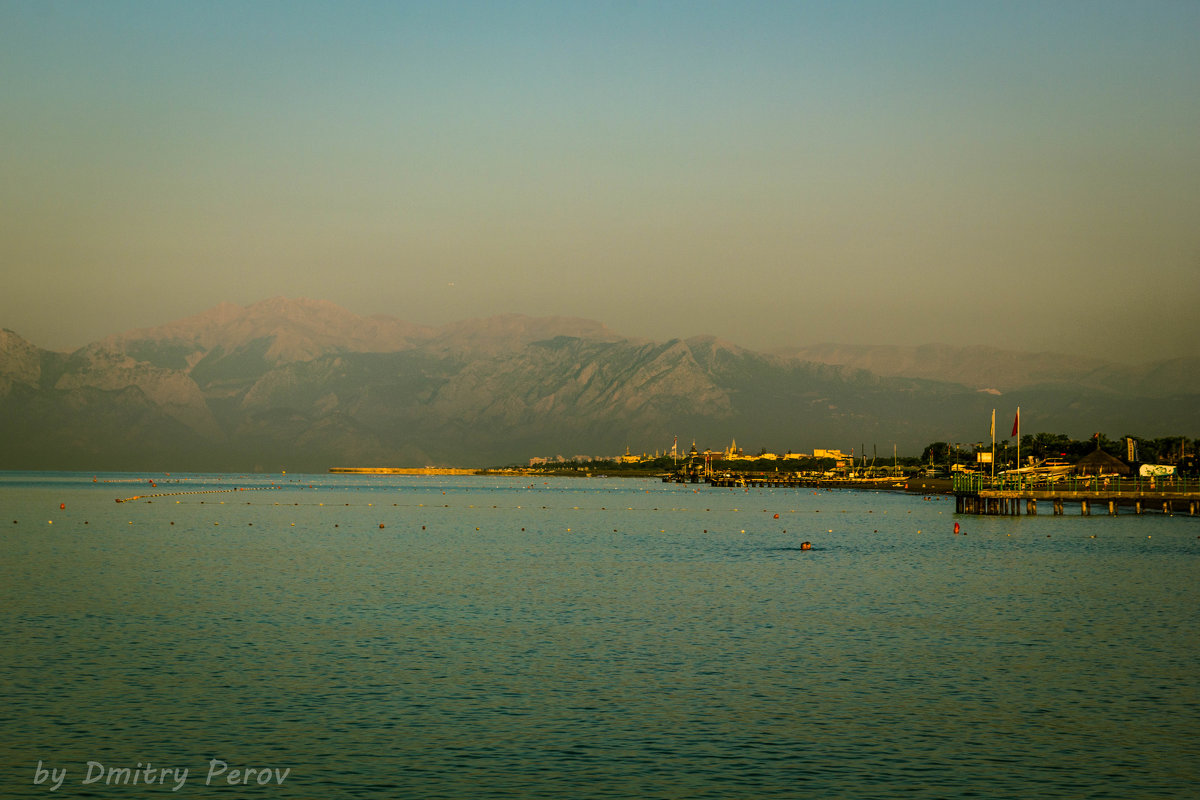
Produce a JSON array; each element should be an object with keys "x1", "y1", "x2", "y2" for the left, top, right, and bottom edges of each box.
[
  {"x1": 92, "y1": 297, "x2": 434, "y2": 365},
  {"x1": 0, "y1": 328, "x2": 44, "y2": 391},
  {"x1": 2, "y1": 298, "x2": 1195, "y2": 470},
  {"x1": 775, "y1": 343, "x2": 1200, "y2": 397}
]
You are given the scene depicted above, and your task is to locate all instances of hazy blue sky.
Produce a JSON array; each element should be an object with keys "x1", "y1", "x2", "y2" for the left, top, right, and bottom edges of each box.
[{"x1": 3, "y1": 1, "x2": 1198, "y2": 360}]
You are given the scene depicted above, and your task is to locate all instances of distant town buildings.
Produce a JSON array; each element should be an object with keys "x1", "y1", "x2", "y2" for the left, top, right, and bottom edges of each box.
[
  {"x1": 527, "y1": 454, "x2": 607, "y2": 465},
  {"x1": 527, "y1": 439, "x2": 850, "y2": 467}
]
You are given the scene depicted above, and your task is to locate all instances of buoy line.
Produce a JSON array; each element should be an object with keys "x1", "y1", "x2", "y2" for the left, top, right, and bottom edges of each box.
[
  {"x1": 115, "y1": 487, "x2": 279, "y2": 503},
  {"x1": 151, "y1": 501, "x2": 795, "y2": 513}
]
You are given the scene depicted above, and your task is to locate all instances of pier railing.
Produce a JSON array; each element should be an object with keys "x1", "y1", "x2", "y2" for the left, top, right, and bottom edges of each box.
[{"x1": 953, "y1": 473, "x2": 1200, "y2": 496}]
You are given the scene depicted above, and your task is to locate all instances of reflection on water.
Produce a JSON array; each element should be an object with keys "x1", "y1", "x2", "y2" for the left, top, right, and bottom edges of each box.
[{"x1": 2, "y1": 472, "x2": 1197, "y2": 798}]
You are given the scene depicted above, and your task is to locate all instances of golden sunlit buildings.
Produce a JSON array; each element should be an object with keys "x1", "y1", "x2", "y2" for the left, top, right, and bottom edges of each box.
[{"x1": 528, "y1": 440, "x2": 838, "y2": 466}]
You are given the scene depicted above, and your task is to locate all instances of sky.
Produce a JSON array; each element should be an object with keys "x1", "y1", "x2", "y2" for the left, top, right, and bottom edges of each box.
[{"x1": 2, "y1": 0, "x2": 1198, "y2": 361}]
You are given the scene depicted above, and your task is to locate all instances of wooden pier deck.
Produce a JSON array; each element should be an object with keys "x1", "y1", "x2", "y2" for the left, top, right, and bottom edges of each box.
[{"x1": 954, "y1": 474, "x2": 1200, "y2": 516}]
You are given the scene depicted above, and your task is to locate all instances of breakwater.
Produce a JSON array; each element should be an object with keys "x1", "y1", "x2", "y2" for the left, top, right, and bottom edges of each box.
[
  {"x1": 705, "y1": 474, "x2": 908, "y2": 490},
  {"x1": 684, "y1": 473, "x2": 951, "y2": 494},
  {"x1": 329, "y1": 467, "x2": 480, "y2": 475}
]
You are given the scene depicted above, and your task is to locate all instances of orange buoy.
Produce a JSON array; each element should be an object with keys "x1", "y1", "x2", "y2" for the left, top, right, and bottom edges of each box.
[
  {"x1": 954, "y1": 522, "x2": 960, "y2": 534},
  {"x1": 59, "y1": 503, "x2": 65, "y2": 510}
]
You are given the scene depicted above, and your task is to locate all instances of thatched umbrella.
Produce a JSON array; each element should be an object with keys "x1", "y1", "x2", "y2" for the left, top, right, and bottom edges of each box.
[{"x1": 1075, "y1": 448, "x2": 1132, "y2": 476}]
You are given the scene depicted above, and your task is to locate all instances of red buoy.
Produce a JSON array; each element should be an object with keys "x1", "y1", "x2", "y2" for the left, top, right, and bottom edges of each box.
[{"x1": 954, "y1": 522, "x2": 961, "y2": 534}]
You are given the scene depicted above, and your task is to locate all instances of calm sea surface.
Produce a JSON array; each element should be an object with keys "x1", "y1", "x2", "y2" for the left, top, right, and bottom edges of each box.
[{"x1": 1, "y1": 471, "x2": 1197, "y2": 799}]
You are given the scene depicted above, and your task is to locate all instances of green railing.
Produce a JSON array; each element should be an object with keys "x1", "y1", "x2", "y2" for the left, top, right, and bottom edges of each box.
[{"x1": 953, "y1": 473, "x2": 1200, "y2": 495}]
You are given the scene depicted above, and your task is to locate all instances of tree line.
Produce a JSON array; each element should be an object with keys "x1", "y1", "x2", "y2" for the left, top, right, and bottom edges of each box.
[{"x1": 920, "y1": 433, "x2": 1196, "y2": 468}]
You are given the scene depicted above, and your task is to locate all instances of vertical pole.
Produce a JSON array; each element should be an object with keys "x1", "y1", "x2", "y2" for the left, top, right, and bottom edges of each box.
[
  {"x1": 990, "y1": 409, "x2": 996, "y2": 480},
  {"x1": 1015, "y1": 406, "x2": 1021, "y2": 490}
]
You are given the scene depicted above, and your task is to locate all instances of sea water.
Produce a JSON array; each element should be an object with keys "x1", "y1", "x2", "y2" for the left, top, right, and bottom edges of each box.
[{"x1": 1, "y1": 471, "x2": 1196, "y2": 799}]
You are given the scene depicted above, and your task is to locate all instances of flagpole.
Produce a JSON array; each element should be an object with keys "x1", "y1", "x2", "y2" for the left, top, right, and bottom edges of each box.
[
  {"x1": 1014, "y1": 406, "x2": 1021, "y2": 488},
  {"x1": 990, "y1": 409, "x2": 996, "y2": 480}
]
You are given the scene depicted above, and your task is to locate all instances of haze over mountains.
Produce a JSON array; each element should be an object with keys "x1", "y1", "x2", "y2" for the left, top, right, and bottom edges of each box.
[{"x1": 2, "y1": 298, "x2": 1196, "y2": 472}]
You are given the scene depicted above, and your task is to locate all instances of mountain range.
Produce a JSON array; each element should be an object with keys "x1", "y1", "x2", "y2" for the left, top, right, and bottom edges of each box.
[{"x1": 2, "y1": 297, "x2": 1196, "y2": 471}]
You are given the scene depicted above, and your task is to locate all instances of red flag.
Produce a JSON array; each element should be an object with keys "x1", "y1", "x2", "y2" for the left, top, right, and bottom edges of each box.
[{"x1": 1011, "y1": 408, "x2": 1020, "y2": 438}]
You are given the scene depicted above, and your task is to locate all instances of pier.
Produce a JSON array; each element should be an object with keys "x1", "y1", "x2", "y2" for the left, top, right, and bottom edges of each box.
[{"x1": 953, "y1": 474, "x2": 1200, "y2": 516}]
